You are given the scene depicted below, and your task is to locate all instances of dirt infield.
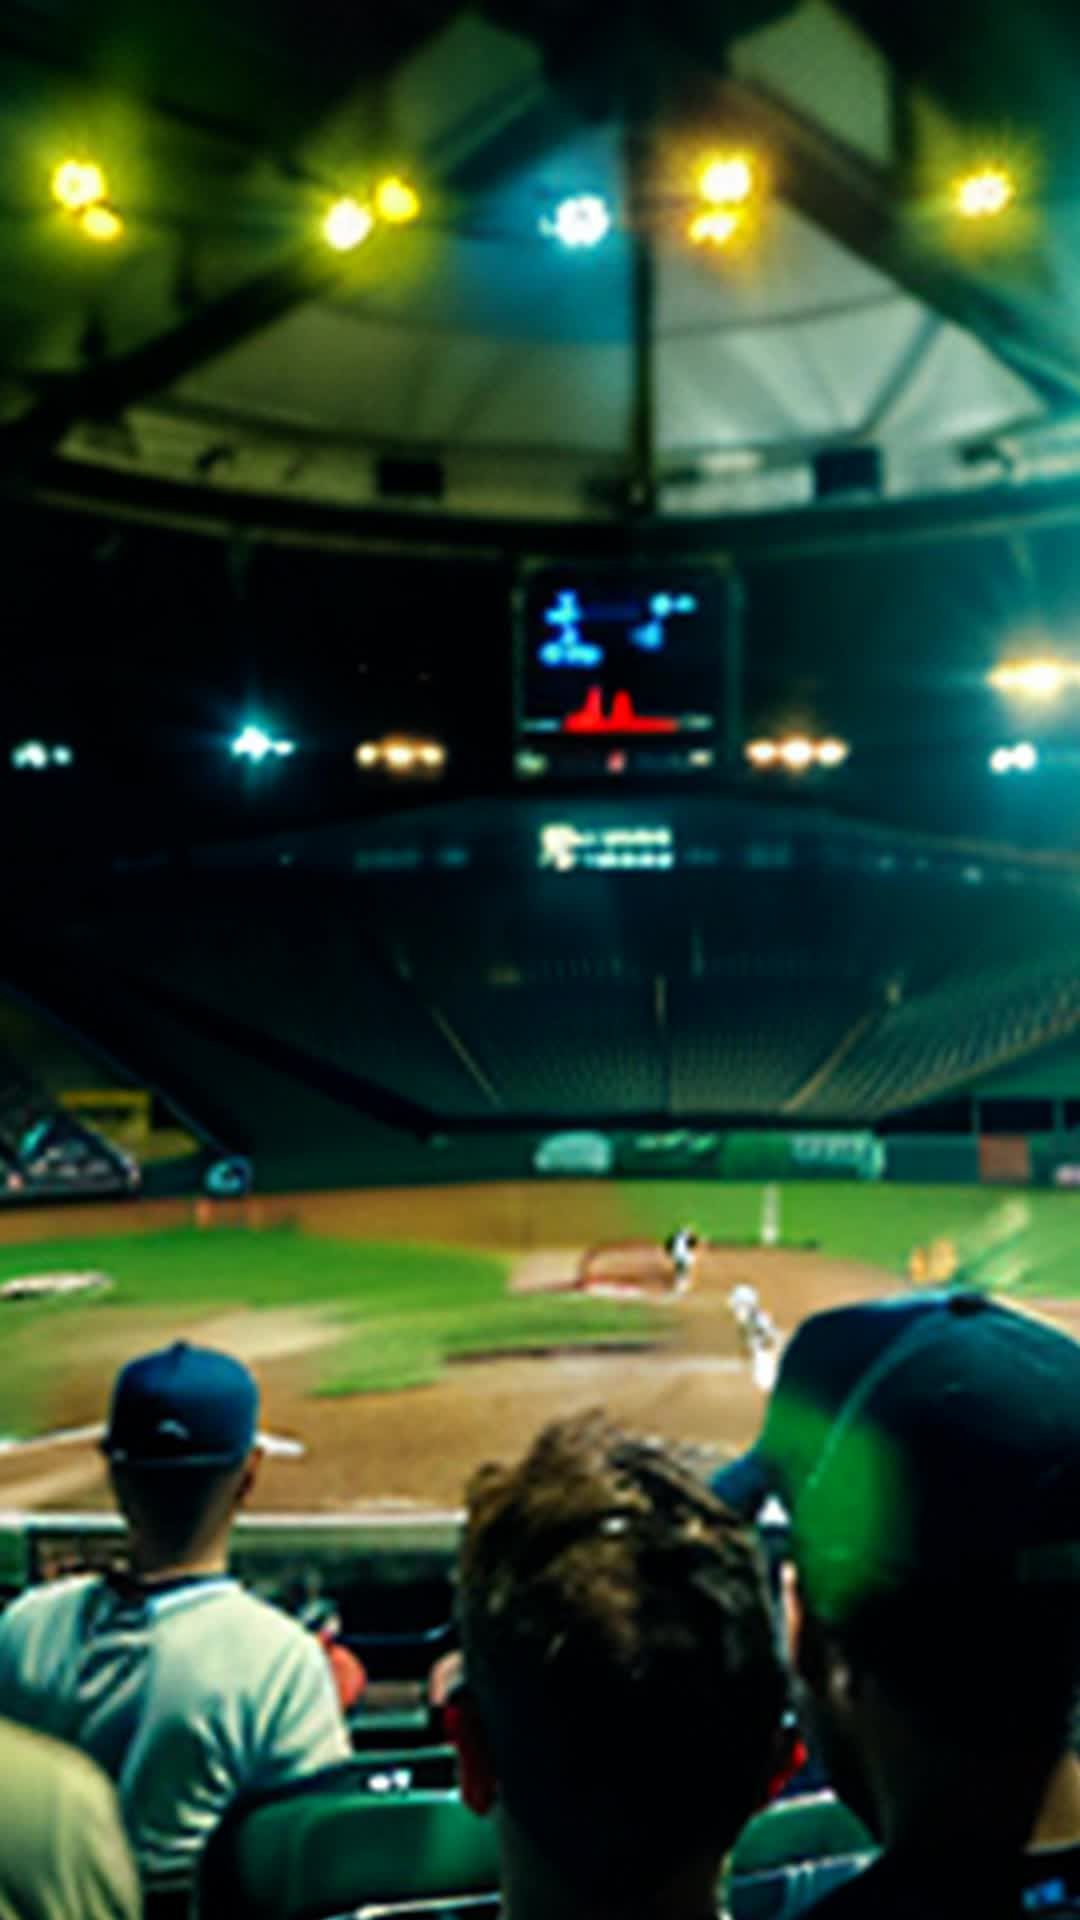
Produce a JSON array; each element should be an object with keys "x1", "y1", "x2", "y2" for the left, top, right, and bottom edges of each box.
[{"x1": 0, "y1": 1242, "x2": 902, "y2": 1515}]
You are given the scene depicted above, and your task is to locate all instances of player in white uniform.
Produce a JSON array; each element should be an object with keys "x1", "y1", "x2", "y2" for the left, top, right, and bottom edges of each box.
[
  {"x1": 0, "y1": 1343, "x2": 350, "y2": 1887},
  {"x1": 728, "y1": 1283, "x2": 760, "y2": 1332},
  {"x1": 746, "y1": 1306, "x2": 781, "y2": 1392}
]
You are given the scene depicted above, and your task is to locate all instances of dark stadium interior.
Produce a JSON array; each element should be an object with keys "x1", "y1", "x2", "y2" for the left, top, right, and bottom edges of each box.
[{"x1": 3, "y1": 0, "x2": 1080, "y2": 1915}]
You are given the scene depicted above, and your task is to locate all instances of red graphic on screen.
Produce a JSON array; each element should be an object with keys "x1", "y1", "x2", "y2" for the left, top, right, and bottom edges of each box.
[{"x1": 563, "y1": 688, "x2": 679, "y2": 736}]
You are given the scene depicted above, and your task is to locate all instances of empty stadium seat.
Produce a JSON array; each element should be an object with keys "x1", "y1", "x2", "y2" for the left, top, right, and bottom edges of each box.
[
  {"x1": 198, "y1": 1776, "x2": 498, "y2": 1920},
  {"x1": 726, "y1": 1792, "x2": 876, "y2": 1920},
  {"x1": 730, "y1": 1793, "x2": 874, "y2": 1874}
]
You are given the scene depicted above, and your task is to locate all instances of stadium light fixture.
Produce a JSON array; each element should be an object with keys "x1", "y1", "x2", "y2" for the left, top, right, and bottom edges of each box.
[
  {"x1": 699, "y1": 153, "x2": 755, "y2": 207},
  {"x1": 689, "y1": 208, "x2": 743, "y2": 249},
  {"x1": 231, "y1": 725, "x2": 295, "y2": 764},
  {"x1": 746, "y1": 735, "x2": 851, "y2": 773},
  {"x1": 779, "y1": 736, "x2": 816, "y2": 771},
  {"x1": 541, "y1": 194, "x2": 612, "y2": 250},
  {"x1": 51, "y1": 159, "x2": 107, "y2": 213},
  {"x1": 990, "y1": 742, "x2": 1039, "y2": 775},
  {"x1": 78, "y1": 203, "x2": 124, "y2": 244},
  {"x1": 817, "y1": 738, "x2": 851, "y2": 769},
  {"x1": 954, "y1": 166, "x2": 1016, "y2": 221},
  {"x1": 989, "y1": 658, "x2": 1076, "y2": 700},
  {"x1": 11, "y1": 740, "x2": 73, "y2": 771},
  {"x1": 323, "y1": 197, "x2": 374, "y2": 253},
  {"x1": 374, "y1": 176, "x2": 421, "y2": 226}
]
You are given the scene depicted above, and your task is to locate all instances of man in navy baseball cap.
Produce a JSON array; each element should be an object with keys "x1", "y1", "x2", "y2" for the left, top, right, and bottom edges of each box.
[
  {"x1": 0, "y1": 1342, "x2": 349, "y2": 1891},
  {"x1": 716, "y1": 1291, "x2": 1080, "y2": 1918},
  {"x1": 104, "y1": 1341, "x2": 260, "y2": 1471}
]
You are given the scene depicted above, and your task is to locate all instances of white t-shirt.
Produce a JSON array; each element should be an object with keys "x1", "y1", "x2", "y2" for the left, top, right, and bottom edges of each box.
[
  {"x1": 0, "y1": 1718, "x2": 138, "y2": 1920},
  {"x1": 0, "y1": 1575, "x2": 351, "y2": 1882}
]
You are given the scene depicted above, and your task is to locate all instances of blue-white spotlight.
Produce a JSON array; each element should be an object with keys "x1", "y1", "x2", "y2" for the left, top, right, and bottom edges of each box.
[
  {"x1": 541, "y1": 194, "x2": 612, "y2": 250},
  {"x1": 990, "y1": 742, "x2": 1039, "y2": 775},
  {"x1": 231, "y1": 725, "x2": 296, "y2": 764}
]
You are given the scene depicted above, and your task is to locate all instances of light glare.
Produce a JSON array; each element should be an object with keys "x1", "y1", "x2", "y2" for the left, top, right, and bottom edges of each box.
[
  {"x1": 700, "y1": 154, "x2": 754, "y2": 206},
  {"x1": 954, "y1": 167, "x2": 1016, "y2": 221},
  {"x1": 689, "y1": 208, "x2": 742, "y2": 248},
  {"x1": 232, "y1": 725, "x2": 295, "y2": 763},
  {"x1": 817, "y1": 738, "x2": 851, "y2": 768},
  {"x1": 780, "y1": 736, "x2": 815, "y2": 771},
  {"x1": 323, "y1": 197, "x2": 374, "y2": 253},
  {"x1": 52, "y1": 159, "x2": 106, "y2": 212},
  {"x1": 990, "y1": 658, "x2": 1074, "y2": 700},
  {"x1": 542, "y1": 195, "x2": 612, "y2": 250},
  {"x1": 78, "y1": 203, "x2": 123, "y2": 243},
  {"x1": 374, "y1": 177, "x2": 421, "y2": 225}
]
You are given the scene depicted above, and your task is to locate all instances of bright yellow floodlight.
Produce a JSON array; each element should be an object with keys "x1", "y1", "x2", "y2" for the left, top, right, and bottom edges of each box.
[
  {"x1": 817, "y1": 738, "x2": 851, "y2": 769},
  {"x1": 746, "y1": 740, "x2": 779, "y2": 768},
  {"x1": 374, "y1": 176, "x2": 421, "y2": 225},
  {"x1": 954, "y1": 166, "x2": 1016, "y2": 221},
  {"x1": 990, "y1": 658, "x2": 1075, "y2": 700},
  {"x1": 323, "y1": 197, "x2": 374, "y2": 253},
  {"x1": 689, "y1": 208, "x2": 743, "y2": 248},
  {"x1": 78, "y1": 203, "x2": 124, "y2": 243},
  {"x1": 699, "y1": 153, "x2": 755, "y2": 206},
  {"x1": 779, "y1": 736, "x2": 816, "y2": 771},
  {"x1": 52, "y1": 158, "x2": 107, "y2": 212}
]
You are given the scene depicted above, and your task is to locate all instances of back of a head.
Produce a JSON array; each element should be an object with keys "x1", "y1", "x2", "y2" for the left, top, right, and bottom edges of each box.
[
  {"x1": 725, "y1": 1294, "x2": 1080, "y2": 1765},
  {"x1": 459, "y1": 1410, "x2": 788, "y2": 1900},
  {"x1": 103, "y1": 1341, "x2": 260, "y2": 1564}
]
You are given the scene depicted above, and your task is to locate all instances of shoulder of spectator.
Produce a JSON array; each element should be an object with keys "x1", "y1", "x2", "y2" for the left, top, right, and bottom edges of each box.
[{"x1": 0, "y1": 1574, "x2": 96, "y2": 1636}]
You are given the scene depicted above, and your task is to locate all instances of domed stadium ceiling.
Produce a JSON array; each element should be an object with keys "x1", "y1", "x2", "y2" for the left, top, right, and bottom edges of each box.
[{"x1": 5, "y1": 0, "x2": 1080, "y2": 545}]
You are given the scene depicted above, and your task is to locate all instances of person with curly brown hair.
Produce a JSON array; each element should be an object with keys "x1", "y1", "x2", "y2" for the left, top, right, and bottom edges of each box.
[{"x1": 450, "y1": 1410, "x2": 792, "y2": 1920}]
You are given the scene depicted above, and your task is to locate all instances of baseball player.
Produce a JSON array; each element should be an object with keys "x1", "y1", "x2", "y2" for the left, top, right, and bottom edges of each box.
[
  {"x1": 728, "y1": 1282, "x2": 760, "y2": 1332},
  {"x1": 746, "y1": 1306, "x2": 780, "y2": 1393},
  {"x1": 664, "y1": 1227, "x2": 700, "y2": 1296}
]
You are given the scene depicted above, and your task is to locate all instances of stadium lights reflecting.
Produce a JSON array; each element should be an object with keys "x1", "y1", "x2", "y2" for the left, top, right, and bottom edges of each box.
[
  {"x1": 355, "y1": 735, "x2": 447, "y2": 777},
  {"x1": 746, "y1": 736, "x2": 851, "y2": 772},
  {"x1": 990, "y1": 742, "x2": 1039, "y2": 776},
  {"x1": 78, "y1": 203, "x2": 124, "y2": 243},
  {"x1": 989, "y1": 658, "x2": 1079, "y2": 700},
  {"x1": 699, "y1": 154, "x2": 756, "y2": 207},
  {"x1": 689, "y1": 208, "x2": 743, "y2": 249},
  {"x1": 541, "y1": 195, "x2": 612, "y2": 250},
  {"x1": 231, "y1": 726, "x2": 296, "y2": 764},
  {"x1": 51, "y1": 159, "x2": 107, "y2": 212},
  {"x1": 374, "y1": 177, "x2": 421, "y2": 226},
  {"x1": 51, "y1": 158, "x2": 123, "y2": 243},
  {"x1": 11, "y1": 740, "x2": 73, "y2": 771},
  {"x1": 954, "y1": 167, "x2": 1017, "y2": 221},
  {"x1": 323, "y1": 197, "x2": 374, "y2": 253}
]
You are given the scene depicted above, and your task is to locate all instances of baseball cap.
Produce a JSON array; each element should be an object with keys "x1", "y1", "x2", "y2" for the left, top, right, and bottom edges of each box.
[
  {"x1": 713, "y1": 1290, "x2": 1080, "y2": 1622},
  {"x1": 103, "y1": 1341, "x2": 259, "y2": 1469}
]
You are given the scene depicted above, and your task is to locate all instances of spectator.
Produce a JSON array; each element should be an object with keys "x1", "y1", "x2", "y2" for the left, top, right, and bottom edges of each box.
[
  {"x1": 452, "y1": 1410, "x2": 792, "y2": 1920},
  {"x1": 298, "y1": 1598, "x2": 368, "y2": 1713},
  {"x1": 715, "y1": 1291, "x2": 1080, "y2": 1918},
  {"x1": 0, "y1": 1342, "x2": 350, "y2": 1889},
  {"x1": 0, "y1": 1717, "x2": 139, "y2": 1920}
]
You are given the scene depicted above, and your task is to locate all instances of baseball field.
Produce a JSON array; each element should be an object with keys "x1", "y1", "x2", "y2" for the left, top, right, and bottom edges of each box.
[{"x1": 0, "y1": 1179, "x2": 1074, "y2": 1515}]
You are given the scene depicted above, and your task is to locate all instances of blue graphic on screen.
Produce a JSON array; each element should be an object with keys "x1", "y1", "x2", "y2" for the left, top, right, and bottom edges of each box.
[{"x1": 539, "y1": 587, "x2": 699, "y2": 671}]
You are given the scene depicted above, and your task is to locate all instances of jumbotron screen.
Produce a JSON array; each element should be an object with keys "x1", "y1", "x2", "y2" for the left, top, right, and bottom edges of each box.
[{"x1": 515, "y1": 569, "x2": 723, "y2": 781}]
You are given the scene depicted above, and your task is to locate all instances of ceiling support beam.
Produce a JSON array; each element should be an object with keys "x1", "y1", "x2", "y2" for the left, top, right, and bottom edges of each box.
[
  {"x1": 625, "y1": 121, "x2": 659, "y2": 518},
  {"x1": 0, "y1": 48, "x2": 557, "y2": 473},
  {"x1": 715, "y1": 76, "x2": 1080, "y2": 415}
]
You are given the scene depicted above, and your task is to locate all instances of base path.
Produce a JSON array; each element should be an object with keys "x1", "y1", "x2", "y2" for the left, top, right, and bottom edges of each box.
[{"x1": 0, "y1": 1245, "x2": 901, "y2": 1516}]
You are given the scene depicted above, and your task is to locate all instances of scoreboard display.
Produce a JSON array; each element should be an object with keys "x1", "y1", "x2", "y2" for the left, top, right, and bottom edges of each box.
[{"x1": 515, "y1": 567, "x2": 725, "y2": 781}]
